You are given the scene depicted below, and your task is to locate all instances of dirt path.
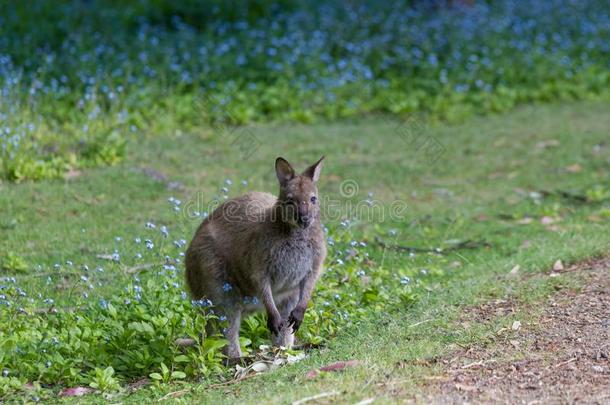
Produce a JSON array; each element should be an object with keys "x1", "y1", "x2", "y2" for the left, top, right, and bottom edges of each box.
[{"x1": 415, "y1": 257, "x2": 610, "y2": 404}]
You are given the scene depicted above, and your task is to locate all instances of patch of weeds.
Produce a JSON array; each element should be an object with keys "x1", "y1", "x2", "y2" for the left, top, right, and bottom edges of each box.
[
  {"x1": 1, "y1": 252, "x2": 27, "y2": 273},
  {"x1": 89, "y1": 366, "x2": 121, "y2": 393}
]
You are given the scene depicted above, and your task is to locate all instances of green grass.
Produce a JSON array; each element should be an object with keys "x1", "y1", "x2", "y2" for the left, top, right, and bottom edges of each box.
[{"x1": 1, "y1": 101, "x2": 609, "y2": 402}]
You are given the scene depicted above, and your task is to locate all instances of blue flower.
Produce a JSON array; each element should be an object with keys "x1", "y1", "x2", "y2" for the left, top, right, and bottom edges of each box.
[
  {"x1": 222, "y1": 283, "x2": 233, "y2": 292},
  {"x1": 191, "y1": 298, "x2": 213, "y2": 307},
  {"x1": 160, "y1": 225, "x2": 169, "y2": 238}
]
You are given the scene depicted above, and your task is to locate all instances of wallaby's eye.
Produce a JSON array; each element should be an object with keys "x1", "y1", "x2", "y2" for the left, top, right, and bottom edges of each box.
[{"x1": 310, "y1": 196, "x2": 317, "y2": 204}]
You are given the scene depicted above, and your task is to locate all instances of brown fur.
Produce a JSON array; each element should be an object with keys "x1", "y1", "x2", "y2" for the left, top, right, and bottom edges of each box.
[{"x1": 185, "y1": 157, "x2": 326, "y2": 358}]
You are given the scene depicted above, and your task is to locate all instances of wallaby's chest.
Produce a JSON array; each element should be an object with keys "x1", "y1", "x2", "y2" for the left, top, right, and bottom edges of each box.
[{"x1": 268, "y1": 238, "x2": 316, "y2": 291}]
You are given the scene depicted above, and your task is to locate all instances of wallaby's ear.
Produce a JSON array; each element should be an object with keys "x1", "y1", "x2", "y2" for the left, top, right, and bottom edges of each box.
[
  {"x1": 302, "y1": 156, "x2": 324, "y2": 182},
  {"x1": 275, "y1": 157, "x2": 295, "y2": 185}
]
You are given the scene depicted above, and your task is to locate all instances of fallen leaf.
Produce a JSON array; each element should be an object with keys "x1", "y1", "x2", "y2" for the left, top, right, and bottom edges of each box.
[
  {"x1": 545, "y1": 225, "x2": 562, "y2": 232},
  {"x1": 512, "y1": 320, "x2": 522, "y2": 331},
  {"x1": 319, "y1": 360, "x2": 360, "y2": 372},
  {"x1": 287, "y1": 352, "x2": 306, "y2": 363},
  {"x1": 553, "y1": 260, "x2": 564, "y2": 271},
  {"x1": 565, "y1": 164, "x2": 582, "y2": 173},
  {"x1": 59, "y1": 387, "x2": 93, "y2": 397},
  {"x1": 251, "y1": 361, "x2": 271, "y2": 373},
  {"x1": 306, "y1": 360, "x2": 360, "y2": 379},
  {"x1": 63, "y1": 169, "x2": 82, "y2": 180},
  {"x1": 535, "y1": 139, "x2": 560, "y2": 149},
  {"x1": 159, "y1": 389, "x2": 190, "y2": 401}
]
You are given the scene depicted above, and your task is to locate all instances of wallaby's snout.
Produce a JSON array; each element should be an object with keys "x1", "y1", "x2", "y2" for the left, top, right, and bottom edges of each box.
[{"x1": 299, "y1": 214, "x2": 311, "y2": 228}]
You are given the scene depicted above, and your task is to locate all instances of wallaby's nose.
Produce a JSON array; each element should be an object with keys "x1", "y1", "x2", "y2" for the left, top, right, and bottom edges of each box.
[{"x1": 299, "y1": 215, "x2": 311, "y2": 227}]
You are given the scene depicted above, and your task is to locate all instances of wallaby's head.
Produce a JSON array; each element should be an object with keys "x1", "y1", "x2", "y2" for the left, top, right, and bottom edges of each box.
[{"x1": 275, "y1": 156, "x2": 324, "y2": 229}]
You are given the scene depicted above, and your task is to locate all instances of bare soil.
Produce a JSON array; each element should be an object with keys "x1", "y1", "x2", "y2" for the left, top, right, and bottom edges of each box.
[{"x1": 414, "y1": 256, "x2": 610, "y2": 404}]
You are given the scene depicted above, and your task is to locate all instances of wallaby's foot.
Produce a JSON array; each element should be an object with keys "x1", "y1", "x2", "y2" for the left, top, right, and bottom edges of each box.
[
  {"x1": 271, "y1": 322, "x2": 295, "y2": 349},
  {"x1": 223, "y1": 355, "x2": 247, "y2": 367},
  {"x1": 266, "y1": 313, "x2": 284, "y2": 336},
  {"x1": 287, "y1": 305, "x2": 306, "y2": 333}
]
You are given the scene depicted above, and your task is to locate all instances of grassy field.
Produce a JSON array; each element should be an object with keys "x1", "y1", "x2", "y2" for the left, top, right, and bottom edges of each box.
[{"x1": 1, "y1": 100, "x2": 609, "y2": 402}]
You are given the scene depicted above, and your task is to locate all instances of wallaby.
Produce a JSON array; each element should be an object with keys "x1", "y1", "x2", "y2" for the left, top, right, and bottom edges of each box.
[{"x1": 185, "y1": 157, "x2": 327, "y2": 358}]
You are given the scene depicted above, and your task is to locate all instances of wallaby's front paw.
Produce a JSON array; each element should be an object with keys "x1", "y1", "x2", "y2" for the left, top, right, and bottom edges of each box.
[
  {"x1": 267, "y1": 314, "x2": 284, "y2": 335},
  {"x1": 288, "y1": 306, "x2": 306, "y2": 332}
]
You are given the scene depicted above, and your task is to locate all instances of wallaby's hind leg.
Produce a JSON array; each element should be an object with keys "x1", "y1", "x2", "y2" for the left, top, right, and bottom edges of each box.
[
  {"x1": 221, "y1": 306, "x2": 242, "y2": 358},
  {"x1": 272, "y1": 293, "x2": 299, "y2": 348},
  {"x1": 185, "y1": 251, "x2": 243, "y2": 358}
]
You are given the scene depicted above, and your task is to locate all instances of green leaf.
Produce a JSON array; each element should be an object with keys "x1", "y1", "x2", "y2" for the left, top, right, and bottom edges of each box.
[
  {"x1": 107, "y1": 304, "x2": 117, "y2": 318},
  {"x1": 171, "y1": 371, "x2": 186, "y2": 379},
  {"x1": 103, "y1": 366, "x2": 115, "y2": 378},
  {"x1": 149, "y1": 373, "x2": 162, "y2": 381},
  {"x1": 174, "y1": 355, "x2": 190, "y2": 363}
]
